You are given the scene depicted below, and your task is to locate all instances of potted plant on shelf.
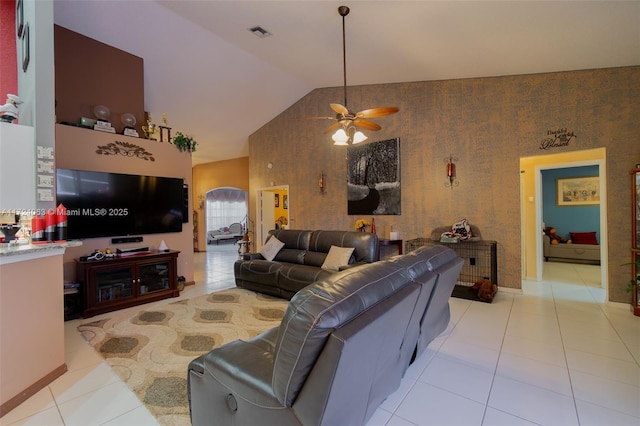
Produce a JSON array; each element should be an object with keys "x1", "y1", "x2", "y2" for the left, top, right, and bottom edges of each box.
[{"x1": 172, "y1": 131, "x2": 197, "y2": 153}]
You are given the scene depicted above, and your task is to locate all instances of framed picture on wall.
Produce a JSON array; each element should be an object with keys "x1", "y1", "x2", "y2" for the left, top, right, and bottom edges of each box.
[
  {"x1": 557, "y1": 176, "x2": 600, "y2": 206},
  {"x1": 274, "y1": 193, "x2": 279, "y2": 208},
  {"x1": 283, "y1": 195, "x2": 288, "y2": 210},
  {"x1": 16, "y1": 0, "x2": 24, "y2": 38},
  {"x1": 22, "y1": 24, "x2": 30, "y2": 72}
]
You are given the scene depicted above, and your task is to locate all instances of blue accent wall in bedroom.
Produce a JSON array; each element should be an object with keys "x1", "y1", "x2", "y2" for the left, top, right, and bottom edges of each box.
[{"x1": 542, "y1": 166, "x2": 600, "y2": 242}]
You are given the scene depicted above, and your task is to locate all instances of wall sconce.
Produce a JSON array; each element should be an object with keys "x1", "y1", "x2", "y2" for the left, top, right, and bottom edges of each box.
[
  {"x1": 319, "y1": 172, "x2": 326, "y2": 195},
  {"x1": 445, "y1": 155, "x2": 459, "y2": 189},
  {"x1": 198, "y1": 195, "x2": 205, "y2": 210}
]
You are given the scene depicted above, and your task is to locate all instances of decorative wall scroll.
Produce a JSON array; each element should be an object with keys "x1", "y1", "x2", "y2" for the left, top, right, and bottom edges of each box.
[
  {"x1": 540, "y1": 128, "x2": 576, "y2": 150},
  {"x1": 96, "y1": 141, "x2": 155, "y2": 161}
]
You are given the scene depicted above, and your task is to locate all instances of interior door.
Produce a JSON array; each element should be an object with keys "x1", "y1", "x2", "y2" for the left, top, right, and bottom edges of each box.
[{"x1": 257, "y1": 191, "x2": 276, "y2": 251}]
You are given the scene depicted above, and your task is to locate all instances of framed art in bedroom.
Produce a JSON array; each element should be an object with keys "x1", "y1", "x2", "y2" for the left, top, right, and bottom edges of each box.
[{"x1": 556, "y1": 176, "x2": 600, "y2": 206}]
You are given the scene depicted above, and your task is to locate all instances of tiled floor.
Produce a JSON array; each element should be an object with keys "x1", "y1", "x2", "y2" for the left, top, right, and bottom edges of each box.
[{"x1": 2, "y1": 246, "x2": 638, "y2": 426}]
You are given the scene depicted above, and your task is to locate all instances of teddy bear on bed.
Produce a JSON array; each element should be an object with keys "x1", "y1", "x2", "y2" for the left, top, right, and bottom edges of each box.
[
  {"x1": 543, "y1": 226, "x2": 572, "y2": 245},
  {"x1": 470, "y1": 279, "x2": 498, "y2": 302}
]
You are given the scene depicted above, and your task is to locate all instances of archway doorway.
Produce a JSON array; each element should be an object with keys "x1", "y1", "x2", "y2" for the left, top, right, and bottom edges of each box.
[{"x1": 204, "y1": 187, "x2": 248, "y2": 250}]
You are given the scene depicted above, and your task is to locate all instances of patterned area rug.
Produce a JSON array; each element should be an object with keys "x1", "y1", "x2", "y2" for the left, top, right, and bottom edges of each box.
[{"x1": 78, "y1": 288, "x2": 289, "y2": 425}]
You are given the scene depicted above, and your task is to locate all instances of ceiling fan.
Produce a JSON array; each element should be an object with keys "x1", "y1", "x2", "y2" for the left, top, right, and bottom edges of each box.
[{"x1": 315, "y1": 5, "x2": 399, "y2": 145}]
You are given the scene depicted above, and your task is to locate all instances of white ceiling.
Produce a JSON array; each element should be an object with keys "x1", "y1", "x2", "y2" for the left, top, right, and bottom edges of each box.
[{"x1": 53, "y1": 1, "x2": 640, "y2": 166}]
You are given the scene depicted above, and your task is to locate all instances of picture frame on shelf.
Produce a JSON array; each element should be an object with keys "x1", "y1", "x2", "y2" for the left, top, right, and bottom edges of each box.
[{"x1": 556, "y1": 176, "x2": 600, "y2": 206}]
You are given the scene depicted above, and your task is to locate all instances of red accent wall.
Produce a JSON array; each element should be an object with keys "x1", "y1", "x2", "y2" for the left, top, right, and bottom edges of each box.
[{"x1": 0, "y1": 0, "x2": 18, "y2": 98}]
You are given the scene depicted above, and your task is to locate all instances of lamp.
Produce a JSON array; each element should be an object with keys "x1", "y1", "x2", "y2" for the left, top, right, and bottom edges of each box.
[
  {"x1": 445, "y1": 155, "x2": 459, "y2": 188},
  {"x1": 332, "y1": 124, "x2": 367, "y2": 145}
]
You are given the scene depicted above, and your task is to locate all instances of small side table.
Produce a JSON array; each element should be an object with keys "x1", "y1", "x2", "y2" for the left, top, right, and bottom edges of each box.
[
  {"x1": 237, "y1": 240, "x2": 251, "y2": 257},
  {"x1": 379, "y1": 239, "x2": 403, "y2": 259}
]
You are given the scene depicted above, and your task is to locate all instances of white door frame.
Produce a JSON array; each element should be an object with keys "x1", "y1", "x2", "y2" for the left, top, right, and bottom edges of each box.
[
  {"x1": 255, "y1": 185, "x2": 289, "y2": 250},
  {"x1": 533, "y1": 159, "x2": 607, "y2": 292}
]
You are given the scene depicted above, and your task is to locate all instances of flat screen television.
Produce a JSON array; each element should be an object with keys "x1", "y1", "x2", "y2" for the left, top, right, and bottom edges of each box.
[{"x1": 56, "y1": 168, "x2": 184, "y2": 239}]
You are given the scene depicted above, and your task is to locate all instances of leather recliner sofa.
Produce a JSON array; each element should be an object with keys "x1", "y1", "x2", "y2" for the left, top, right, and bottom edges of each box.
[
  {"x1": 188, "y1": 245, "x2": 464, "y2": 426},
  {"x1": 234, "y1": 229, "x2": 380, "y2": 299}
]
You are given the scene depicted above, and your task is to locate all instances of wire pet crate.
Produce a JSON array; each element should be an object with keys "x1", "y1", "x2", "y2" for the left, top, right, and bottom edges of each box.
[{"x1": 405, "y1": 238, "x2": 498, "y2": 286}]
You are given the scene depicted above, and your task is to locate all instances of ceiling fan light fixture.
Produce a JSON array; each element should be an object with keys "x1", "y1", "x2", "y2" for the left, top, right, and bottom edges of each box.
[
  {"x1": 332, "y1": 124, "x2": 367, "y2": 145},
  {"x1": 332, "y1": 128, "x2": 349, "y2": 145},
  {"x1": 353, "y1": 130, "x2": 367, "y2": 144}
]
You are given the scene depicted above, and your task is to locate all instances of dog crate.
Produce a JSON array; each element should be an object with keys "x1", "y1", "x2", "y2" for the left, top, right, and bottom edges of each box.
[{"x1": 405, "y1": 238, "x2": 498, "y2": 286}]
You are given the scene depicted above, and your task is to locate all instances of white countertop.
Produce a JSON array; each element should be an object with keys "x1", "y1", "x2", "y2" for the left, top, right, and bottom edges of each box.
[{"x1": 0, "y1": 240, "x2": 82, "y2": 265}]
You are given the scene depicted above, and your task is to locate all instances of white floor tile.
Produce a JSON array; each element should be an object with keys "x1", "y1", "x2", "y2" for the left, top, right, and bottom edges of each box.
[
  {"x1": 488, "y1": 375, "x2": 579, "y2": 425},
  {"x1": 575, "y1": 399, "x2": 640, "y2": 426},
  {"x1": 419, "y1": 354, "x2": 495, "y2": 403},
  {"x1": 481, "y1": 407, "x2": 539, "y2": 425},
  {"x1": 495, "y1": 352, "x2": 573, "y2": 396},
  {"x1": 500, "y1": 333, "x2": 566, "y2": 367},
  {"x1": 56, "y1": 381, "x2": 144, "y2": 426},
  {"x1": 101, "y1": 405, "x2": 159, "y2": 425},
  {"x1": 1, "y1": 406, "x2": 64, "y2": 426},
  {"x1": 395, "y1": 381, "x2": 485, "y2": 426},
  {"x1": 570, "y1": 370, "x2": 640, "y2": 418},
  {"x1": 566, "y1": 349, "x2": 640, "y2": 386},
  {"x1": 0, "y1": 388, "x2": 56, "y2": 425}
]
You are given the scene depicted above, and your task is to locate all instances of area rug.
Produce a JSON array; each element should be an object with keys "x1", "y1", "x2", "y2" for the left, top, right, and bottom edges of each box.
[{"x1": 78, "y1": 288, "x2": 289, "y2": 425}]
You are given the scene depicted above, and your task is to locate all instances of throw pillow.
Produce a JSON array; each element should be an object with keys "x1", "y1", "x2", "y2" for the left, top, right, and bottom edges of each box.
[
  {"x1": 321, "y1": 245, "x2": 355, "y2": 271},
  {"x1": 569, "y1": 231, "x2": 598, "y2": 245},
  {"x1": 260, "y1": 236, "x2": 285, "y2": 261}
]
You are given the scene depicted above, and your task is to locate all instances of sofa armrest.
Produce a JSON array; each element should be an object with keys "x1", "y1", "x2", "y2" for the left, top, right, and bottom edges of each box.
[{"x1": 242, "y1": 252, "x2": 265, "y2": 261}]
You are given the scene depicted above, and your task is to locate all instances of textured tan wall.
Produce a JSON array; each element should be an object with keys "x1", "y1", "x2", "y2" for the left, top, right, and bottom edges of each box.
[
  {"x1": 248, "y1": 66, "x2": 640, "y2": 302},
  {"x1": 192, "y1": 157, "x2": 249, "y2": 251}
]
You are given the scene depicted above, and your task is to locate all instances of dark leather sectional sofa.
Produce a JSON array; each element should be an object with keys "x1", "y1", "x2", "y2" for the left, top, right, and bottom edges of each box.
[
  {"x1": 234, "y1": 229, "x2": 380, "y2": 299},
  {"x1": 188, "y1": 244, "x2": 464, "y2": 426}
]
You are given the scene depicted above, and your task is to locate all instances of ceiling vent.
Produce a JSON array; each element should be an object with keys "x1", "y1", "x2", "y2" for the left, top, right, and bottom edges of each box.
[{"x1": 249, "y1": 26, "x2": 271, "y2": 38}]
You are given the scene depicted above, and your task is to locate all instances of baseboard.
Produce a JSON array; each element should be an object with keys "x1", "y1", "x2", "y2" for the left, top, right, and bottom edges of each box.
[{"x1": 0, "y1": 364, "x2": 67, "y2": 418}]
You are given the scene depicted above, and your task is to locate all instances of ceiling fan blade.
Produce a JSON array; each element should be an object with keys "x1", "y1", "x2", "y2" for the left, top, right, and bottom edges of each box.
[
  {"x1": 323, "y1": 121, "x2": 342, "y2": 134},
  {"x1": 330, "y1": 103, "x2": 349, "y2": 115},
  {"x1": 353, "y1": 118, "x2": 382, "y2": 131},
  {"x1": 302, "y1": 116, "x2": 336, "y2": 120},
  {"x1": 356, "y1": 107, "x2": 399, "y2": 119}
]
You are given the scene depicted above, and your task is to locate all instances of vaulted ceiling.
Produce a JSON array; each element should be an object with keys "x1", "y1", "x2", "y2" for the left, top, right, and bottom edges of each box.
[{"x1": 53, "y1": 1, "x2": 640, "y2": 166}]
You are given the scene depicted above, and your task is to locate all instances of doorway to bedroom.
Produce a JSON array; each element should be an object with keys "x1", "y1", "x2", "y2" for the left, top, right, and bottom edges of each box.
[
  {"x1": 204, "y1": 187, "x2": 248, "y2": 251},
  {"x1": 520, "y1": 148, "x2": 607, "y2": 296}
]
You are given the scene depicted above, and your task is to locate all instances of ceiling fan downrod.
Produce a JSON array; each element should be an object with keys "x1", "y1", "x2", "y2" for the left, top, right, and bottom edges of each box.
[{"x1": 339, "y1": 6, "x2": 350, "y2": 109}]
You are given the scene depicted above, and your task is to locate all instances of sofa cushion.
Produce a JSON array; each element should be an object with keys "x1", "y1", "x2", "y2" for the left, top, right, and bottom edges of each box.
[
  {"x1": 321, "y1": 246, "x2": 355, "y2": 271},
  {"x1": 268, "y1": 229, "x2": 312, "y2": 250},
  {"x1": 234, "y1": 260, "x2": 283, "y2": 288},
  {"x1": 273, "y1": 249, "x2": 306, "y2": 264},
  {"x1": 308, "y1": 230, "x2": 379, "y2": 264},
  {"x1": 570, "y1": 231, "x2": 598, "y2": 245},
  {"x1": 261, "y1": 236, "x2": 285, "y2": 261},
  {"x1": 277, "y1": 264, "x2": 334, "y2": 294},
  {"x1": 272, "y1": 261, "x2": 411, "y2": 406},
  {"x1": 303, "y1": 251, "x2": 328, "y2": 267}
]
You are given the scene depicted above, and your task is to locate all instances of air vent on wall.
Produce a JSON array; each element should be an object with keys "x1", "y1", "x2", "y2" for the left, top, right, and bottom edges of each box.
[{"x1": 249, "y1": 26, "x2": 271, "y2": 38}]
